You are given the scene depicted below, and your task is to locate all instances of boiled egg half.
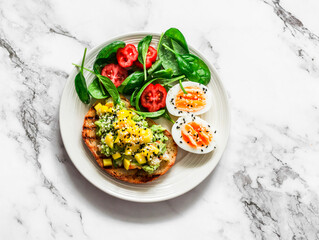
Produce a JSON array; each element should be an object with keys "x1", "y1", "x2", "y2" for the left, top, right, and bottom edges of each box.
[
  {"x1": 172, "y1": 115, "x2": 216, "y2": 154},
  {"x1": 166, "y1": 81, "x2": 212, "y2": 116}
]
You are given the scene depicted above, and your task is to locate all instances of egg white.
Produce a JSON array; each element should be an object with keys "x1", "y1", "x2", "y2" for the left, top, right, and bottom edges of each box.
[
  {"x1": 166, "y1": 81, "x2": 212, "y2": 117},
  {"x1": 172, "y1": 116, "x2": 216, "y2": 154}
]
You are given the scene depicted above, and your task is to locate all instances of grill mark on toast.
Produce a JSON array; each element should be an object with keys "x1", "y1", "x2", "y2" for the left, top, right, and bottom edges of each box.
[
  {"x1": 83, "y1": 136, "x2": 98, "y2": 140},
  {"x1": 85, "y1": 116, "x2": 98, "y2": 120},
  {"x1": 83, "y1": 126, "x2": 96, "y2": 131}
]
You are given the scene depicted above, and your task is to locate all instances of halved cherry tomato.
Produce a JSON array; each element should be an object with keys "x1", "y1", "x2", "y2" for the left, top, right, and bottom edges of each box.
[
  {"x1": 135, "y1": 46, "x2": 157, "y2": 69},
  {"x1": 140, "y1": 83, "x2": 167, "y2": 112},
  {"x1": 101, "y1": 63, "x2": 128, "y2": 87},
  {"x1": 116, "y1": 44, "x2": 138, "y2": 68},
  {"x1": 135, "y1": 59, "x2": 152, "y2": 69}
]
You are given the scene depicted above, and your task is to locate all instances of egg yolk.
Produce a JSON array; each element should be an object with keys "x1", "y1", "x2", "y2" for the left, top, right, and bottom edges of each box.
[
  {"x1": 175, "y1": 86, "x2": 206, "y2": 112},
  {"x1": 181, "y1": 122, "x2": 212, "y2": 149}
]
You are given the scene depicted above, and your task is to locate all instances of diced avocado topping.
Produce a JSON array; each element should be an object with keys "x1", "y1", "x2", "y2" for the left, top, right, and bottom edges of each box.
[{"x1": 94, "y1": 103, "x2": 168, "y2": 174}]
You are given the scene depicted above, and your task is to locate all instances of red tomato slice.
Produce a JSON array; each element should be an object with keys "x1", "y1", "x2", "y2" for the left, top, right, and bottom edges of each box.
[
  {"x1": 101, "y1": 63, "x2": 128, "y2": 87},
  {"x1": 140, "y1": 84, "x2": 167, "y2": 112},
  {"x1": 135, "y1": 46, "x2": 157, "y2": 69},
  {"x1": 146, "y1": 46, "x2": 157, "y2": 62},
  {"x1": 135, "y1": 59, "x2": 152, "y2": 69},
  {"x1": 116, "y1": 44, "x2": 138, "y2": 68}
]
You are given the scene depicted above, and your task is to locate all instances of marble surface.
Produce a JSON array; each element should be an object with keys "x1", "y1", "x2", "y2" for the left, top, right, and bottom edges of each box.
[{"x1": 1, "y1": 0, "x2": 319, "y2": 239}]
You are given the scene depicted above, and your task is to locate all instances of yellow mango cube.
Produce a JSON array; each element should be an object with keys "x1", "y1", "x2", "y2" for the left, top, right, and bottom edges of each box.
[
  {"x1": 124, "y1": 158, "x2": 130, "y2": 170},
  {"x1": 135, "y1": 153, "x2": 146, "y2": 164},
  {"x1": 103, "y1": 159, "x2": 112, "y2": 167},
  {"x1": 104, "y1": 133, "x2": 113, "y2": 149},
  {"x1": 140, "y1": 129, "x2": 153, "y2": 143},
  {"x1": 112, "y1": 152, "x2": 121, "y2": 159}
]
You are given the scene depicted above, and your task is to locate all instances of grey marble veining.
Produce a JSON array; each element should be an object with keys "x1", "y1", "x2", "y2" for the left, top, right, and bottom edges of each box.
[{"x1": 1, "y1": 0, "x2": 319, "y2": 239}]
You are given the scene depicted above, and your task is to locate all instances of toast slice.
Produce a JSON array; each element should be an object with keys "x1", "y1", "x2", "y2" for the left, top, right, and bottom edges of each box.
[{"x1": 82, "y1": 97, "x2": 177, "y2": 184}]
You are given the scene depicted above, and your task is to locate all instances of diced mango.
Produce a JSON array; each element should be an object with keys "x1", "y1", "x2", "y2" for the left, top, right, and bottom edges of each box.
[
  {"x1": 125, "y1": 144, "x2": 140, "y2": 155},
  {"x1": 94, "y1": 103, "x2": 111, "y2": 115},
  {"x1": 135, "y1": 153, "x2": 146, "y2": 164},
  {"x1": 117, "y1": 109, "x2": 133, "y2": 120},
  {"x1": 112, "y1": 152, "x2": 121, "y2": 159},
  {"x1": 114, "y1": 136, "x2": 120, "y2": 143},
  {"x1": 140, "y1": 144, "x2": 159, "y2": 160},
  {"x1": 104, "y1": 133, "x2": 113, "y2": 149},
  {"x1": 94, "y1": 103, "x2": 103, "y2": 112},
  {"x1": 103, "y1": 159, "x2": 112, "y2": 167},
  {"x1": 140, "y1": 129, "x2": 153, "y2": 143},
  {"x1": 124, "y1": 158, "x2": 130, "y2": 170}
]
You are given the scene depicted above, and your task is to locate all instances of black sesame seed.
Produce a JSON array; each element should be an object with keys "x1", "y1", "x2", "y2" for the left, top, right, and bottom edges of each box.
[
  {"x1": 180, "y1": 141, "x2": 182, "y2": 144},
  {"x1": 214, "y1": 130, "x2": 217, "y2": 133},
  {"x1": 201, "y1": 149, "x2": 203, "y2": 152}
]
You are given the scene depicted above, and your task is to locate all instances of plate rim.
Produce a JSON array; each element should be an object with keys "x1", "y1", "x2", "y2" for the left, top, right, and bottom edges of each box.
[{"x1": 59, "y1": 31, "x2": 231, "y2": 203}]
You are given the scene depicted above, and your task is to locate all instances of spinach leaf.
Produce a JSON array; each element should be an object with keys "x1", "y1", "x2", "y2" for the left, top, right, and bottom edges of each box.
[
  {"x1": 93, "y1": 41, "x2": 125, "y2": 74},
  {"x1": 158, "y1": 28, "x2": 189, "y2": 75},
  {"x1": 158, "y1": 35, "x2": 181, "y2": 76},
  {"x1": 98, "y1": 74, "x2": 121, "y2": 105},
  {"x1": 75, "y1": 48, "x2": 90, "y2": 104},
  {"x1": 130, "y1": 88, "x2": 139, "y2": 107},
  {"x1": 179, "y1": 79, "x2": 188, "y2": 94},
  {"x1": 118, "y1": 71, "x2": 144, "y2": 94},
  {"x1": 73, "y1": 63, "x2": 121, "y2": 105},
  {"x1": 137, "y1": 35, "x2": 152, "y2": 81},
  {"x1": 131, "y1": 109, "x2": 165, "y2": 118},
  {"x1": 150, "y1": 68, "x2": 173, "y2": 79},
  {"x1": 96, "y1": 41, "x2": 125, "y2": 59},
  {"x1": 118, "y1": 61, "x2": 168, "y2": 95},
  {"x1": 157, "y1": 75, "x2": 185, "y2": 86},
  {"x1": 147, "y1": 59, "x2": 162, "y2": 75},
  {"x1": 164, "y1": 28, "x2": 189, "y2": 54},
  {"x1": 88, "y1": 78, "x2": 109, "y2": 99},
  {"x1": 163, "y1": 44, "x2": 211, "y2": 85}
]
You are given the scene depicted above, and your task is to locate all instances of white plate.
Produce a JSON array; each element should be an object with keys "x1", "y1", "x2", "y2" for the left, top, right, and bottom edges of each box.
[{"x1": 59, "y1": 32, "x2": 230, "y2": 203}]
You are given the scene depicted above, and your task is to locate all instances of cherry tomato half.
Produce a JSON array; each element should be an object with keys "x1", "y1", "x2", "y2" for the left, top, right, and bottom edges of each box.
[
  {"x1": 101, "y1": 63, "x2": 128, "y2": 87},
  {"x1": 135, "y1": 58, "x2": 152, "y2": 69},
  {"x1": 135, "y1": 46, "x2": 157, "y2": 69},
  {"x1": 116, "y1": 44, "x2": 138, "y2": 68},
  {"x1": 140, "y1": 83, "x2": 167, "y2": 112}
]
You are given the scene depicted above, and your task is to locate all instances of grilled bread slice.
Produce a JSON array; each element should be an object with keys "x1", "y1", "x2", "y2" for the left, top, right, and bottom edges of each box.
[{"x1": 82, "y1": 97, "x2": 177, "y2": 184}]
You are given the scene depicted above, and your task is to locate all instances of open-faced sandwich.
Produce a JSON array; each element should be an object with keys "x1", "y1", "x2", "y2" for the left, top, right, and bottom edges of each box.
[
  {"x1": 74, "y1": 28, "x2": 217, "y2": 184},
  {"x1": 82, "y1": 97, "x2": 177, "y2": 183}
]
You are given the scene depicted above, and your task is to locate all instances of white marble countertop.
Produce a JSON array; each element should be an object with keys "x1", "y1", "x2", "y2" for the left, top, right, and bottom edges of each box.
[{"x1": 1, "y1": 0, "x2": 319, "y2": 239}]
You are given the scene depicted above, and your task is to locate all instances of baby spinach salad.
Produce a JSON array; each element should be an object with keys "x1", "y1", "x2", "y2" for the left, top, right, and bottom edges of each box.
[{"x1": 73, "y1": 28, "x2": 212, "y2": 120}]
